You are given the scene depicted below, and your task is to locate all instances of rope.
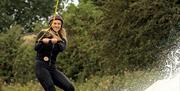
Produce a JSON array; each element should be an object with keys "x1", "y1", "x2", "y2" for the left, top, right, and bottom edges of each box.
[
  {"x1": 37, "y1": 0, "x2": 59, "y2": 42},
  {"x1": 53, "y1": 0, "x2": 59, "y2": 21}
]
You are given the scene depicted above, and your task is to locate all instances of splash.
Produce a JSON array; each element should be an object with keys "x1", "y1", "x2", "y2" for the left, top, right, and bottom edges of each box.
[
  {"x1": 145, "y1": 48, "x2": 180, "y2": 91},
  {"x1": 145, "y1": 73, "x2": 180, "y2": 91}
]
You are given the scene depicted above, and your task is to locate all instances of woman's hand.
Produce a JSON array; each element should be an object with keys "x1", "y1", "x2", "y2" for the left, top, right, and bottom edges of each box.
[
  {"x1": 42, "y1": 38, "x2": 50, "y2": 44},
  {"x1": 51, "y1": 38, "x2": 58, "y2": 44}
]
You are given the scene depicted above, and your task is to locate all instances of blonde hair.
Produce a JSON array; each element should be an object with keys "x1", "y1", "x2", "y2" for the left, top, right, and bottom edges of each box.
[{"x1": 59, "y1": 28, "x2": 67, "y2": 42}]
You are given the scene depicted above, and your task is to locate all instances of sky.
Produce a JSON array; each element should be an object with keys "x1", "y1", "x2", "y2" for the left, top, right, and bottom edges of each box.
[
  {"x1": 71, "y1": 0, "x2": 79, "y2": 6},
  {"x1": 65, "y1": 0, "x2": 79, "y2": 7},
  {"x1": 63, "y1": 0, "x2": 79, "y2": 11}
]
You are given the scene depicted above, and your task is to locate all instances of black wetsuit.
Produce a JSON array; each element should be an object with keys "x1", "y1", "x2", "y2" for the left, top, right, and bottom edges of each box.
[{"x1": 34, "y1": 37, "x2": 74, "y2": 91}]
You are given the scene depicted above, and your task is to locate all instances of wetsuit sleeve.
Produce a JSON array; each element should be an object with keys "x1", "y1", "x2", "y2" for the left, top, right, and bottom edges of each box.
[
  {"x1": 57, "y1": 38, "x2": 67, "y2": 52},
  {"x1": 34, "y1": 30, "x2": 51, "y2": 52},
  {"x1": 34, "y1": 42, "x2": 43, "y2": 51}
]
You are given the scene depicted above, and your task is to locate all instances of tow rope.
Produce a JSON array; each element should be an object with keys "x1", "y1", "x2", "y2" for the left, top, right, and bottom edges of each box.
[{"x1": 37, "y1": 0, "x2": 60, "y2": 42}]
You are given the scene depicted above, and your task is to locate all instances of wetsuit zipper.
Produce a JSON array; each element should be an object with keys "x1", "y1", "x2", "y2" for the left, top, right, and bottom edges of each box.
[{"x1": 49, "y1": 44, "x2": 54, "y2": 66}]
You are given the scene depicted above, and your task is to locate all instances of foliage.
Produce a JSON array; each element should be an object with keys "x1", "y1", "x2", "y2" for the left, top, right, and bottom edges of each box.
[
  {"x1": 0, "y1": 25, "x2": 22, "y2": 83},
  {"x1": 0, "y1": 25, "x2": 36, "y2": 84},
  {"x1": 95, "y1": 0, "x2": 180, "y2": 74},
  {"x1": 0, "y1": 0, "x2": 71, "y2": 32},
  {"x1": 13, "y1": 45, "x2": 35, "y2": 84}
]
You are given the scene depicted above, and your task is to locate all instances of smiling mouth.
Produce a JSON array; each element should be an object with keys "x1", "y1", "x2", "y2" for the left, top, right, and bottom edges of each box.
[{"x1": 54, "y1": 27, "x2": 60, "y2": 29}]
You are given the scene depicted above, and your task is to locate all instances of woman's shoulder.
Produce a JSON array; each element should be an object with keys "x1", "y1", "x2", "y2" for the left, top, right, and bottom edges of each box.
[
  {"x1": 38, "y1": 28, "x2": 50, "y2": 34},
  {"x1": 36, "y1": 28, "x2": 50, "y2": 40},
  {"x1": 40, "y1": 28, "x2": 50, "y2": 33}
]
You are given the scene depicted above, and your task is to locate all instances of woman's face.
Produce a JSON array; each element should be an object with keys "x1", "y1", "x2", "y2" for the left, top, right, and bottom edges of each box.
[{"x1": 51, "y1": 20, "x2": 62, "y2": 32}]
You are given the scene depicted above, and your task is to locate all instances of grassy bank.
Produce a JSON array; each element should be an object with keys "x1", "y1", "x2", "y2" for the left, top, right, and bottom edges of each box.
[{"x1": 1, "y1": 70, "x2": 162, "y2": 91}]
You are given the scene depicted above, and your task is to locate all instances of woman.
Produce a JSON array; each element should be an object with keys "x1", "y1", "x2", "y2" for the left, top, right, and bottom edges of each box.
[{"x1": 34, "y1": 15, "x2": 75, "y2": 91}]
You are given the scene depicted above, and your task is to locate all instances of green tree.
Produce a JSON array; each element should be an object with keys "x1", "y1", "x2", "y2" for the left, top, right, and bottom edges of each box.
[
  {"x1": 0, "y1": 0, "x2": 70, "y2": 32},
  {"x1": 0, "y1": 25, "x2": 22, "y2": 83},
  {"x1": 13, "y1": 44, "x2": 35, "y2": 84},
  {"x1": 96, "y1": 0, "x2": 180, "y2": 73}
]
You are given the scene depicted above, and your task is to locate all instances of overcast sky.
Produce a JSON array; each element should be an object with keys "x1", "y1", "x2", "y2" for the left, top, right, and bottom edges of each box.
[{"x1": 66, "y1": 0, "x2": 79, "y2": 6}]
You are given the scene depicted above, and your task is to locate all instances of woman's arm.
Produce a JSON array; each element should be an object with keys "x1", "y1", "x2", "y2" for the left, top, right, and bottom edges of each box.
[
  {"x1": 34, "y1": 29, "x2": 51, "y2": 52},
  {"x1": 57, "y1": 38, "x2": 66, "y2": 52},
  {"x1": 34, "y1": 41, "x2": 52, "y2": 52}
]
